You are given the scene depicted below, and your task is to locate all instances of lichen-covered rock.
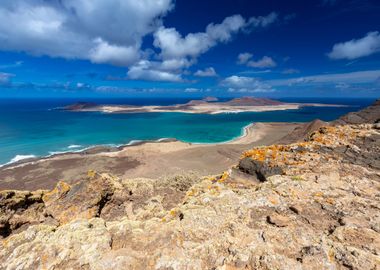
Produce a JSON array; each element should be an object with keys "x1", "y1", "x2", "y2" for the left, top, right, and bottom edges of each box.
[{"x1": 1, "y1": 124, "x2": 379, "y2": 269}]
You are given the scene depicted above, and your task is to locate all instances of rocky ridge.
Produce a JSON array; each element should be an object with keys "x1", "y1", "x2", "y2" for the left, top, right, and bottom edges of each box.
[{"x1": 0, "y1": 102, "x2": 380, "y2": 269}]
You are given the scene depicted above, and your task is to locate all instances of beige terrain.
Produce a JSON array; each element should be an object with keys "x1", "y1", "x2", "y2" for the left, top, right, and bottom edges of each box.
[{"x1": 0, "y1": 122, "x2": 299, "y2": 190}]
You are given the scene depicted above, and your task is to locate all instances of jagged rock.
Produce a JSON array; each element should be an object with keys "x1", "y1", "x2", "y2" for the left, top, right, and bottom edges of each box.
[
  {"x1": 333, "y1": 98, "x2": 380, "y2": 125},
  {"x1": 239, "y1": 157, "x2": 283, "y2": 181},
  {"x1": 0, "y1": 190, "x2": 47, "y2": 238}
]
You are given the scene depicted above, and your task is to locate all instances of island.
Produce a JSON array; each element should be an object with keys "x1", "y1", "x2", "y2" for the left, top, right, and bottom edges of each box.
[{"x1": 63, "y1": 97, "x2": 346, "y2": 114}]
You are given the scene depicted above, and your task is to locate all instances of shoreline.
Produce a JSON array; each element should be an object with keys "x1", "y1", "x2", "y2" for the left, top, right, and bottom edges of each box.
[
  {"x1": 0, "y1": 122, "x2": 259, "y2": 170},
  {"x1": 0, "y1": 122, "x2": 301, "y2": 190}
]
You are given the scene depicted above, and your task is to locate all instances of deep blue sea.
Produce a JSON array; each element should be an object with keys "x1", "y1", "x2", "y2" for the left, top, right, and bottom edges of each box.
[{"x1": 0, "y1": 97, "x2": 375, "y2": 165}]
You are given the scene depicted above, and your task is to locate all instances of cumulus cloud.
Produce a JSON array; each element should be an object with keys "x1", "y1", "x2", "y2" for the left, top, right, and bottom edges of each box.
[
  {"x1": 127, "y1": 60, "x2": 183, "y2": 82},
  {"x1": 237, "y1": 53, "x2": 276, "y2": 68},
  {"x1": 247, "y1": 56, "x2": 277, "y2": 68},
  {"x1": 220, "y1": 75, "x2": 274, "y2": 92},
  {"x1": 328, "y1": 31, "x2": 380, "y2": 60},
  {"x1": 237, "y1": 53, "x2": 253, "y2": 64},
  {"x1": 125, "y1": 12, "x2": 277, "y2": 82},
  {"x1": 194, "y1": 67, "x2": 217, "y2": 77},
  {"x1": 246, "y1": 12, "x2": 278, "y2": 28},
  {"x1": 0, "y1": 0, "x2": 174, "y2": 66},
  {"x1": 153, "y1": 13, "x2": 277, "y2": 63}
]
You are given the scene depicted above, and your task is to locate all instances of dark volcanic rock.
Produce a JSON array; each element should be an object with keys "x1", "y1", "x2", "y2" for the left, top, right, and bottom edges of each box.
[
  {"x1": 224, "y1": 97, "x2": 284, "y2": 106},
  {"x1": 63, "y1": 102, "x2": 97, "y2": 110},
  {"x1": 333, "y1": 99, "x2": 380, "y2": 125},
  {"x1": 238, "y1": 157, "x2": 284, "y2": 181}
]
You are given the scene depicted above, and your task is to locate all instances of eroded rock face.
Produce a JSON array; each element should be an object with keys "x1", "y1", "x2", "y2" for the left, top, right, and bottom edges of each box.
[{"x1": 1, "y1": 124, "x2": 380, "y2": 270}]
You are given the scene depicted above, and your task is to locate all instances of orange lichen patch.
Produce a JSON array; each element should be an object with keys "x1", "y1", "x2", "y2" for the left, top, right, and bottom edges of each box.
[
  {"x1": 328, "y1": 249, "x2": 335, "y2": 263},
  {"x1": 218, "y1": 171, "x2": 229, "y2": 183},
  {"x1": 169, "y1": 209, "x2": 177, "y2": 217},
  {"x1": 313, "y1": 192, "x2": 323, "y2": 197},
  {"x1": 42, "y1": 181, "x2": 71, "y2": 202},
  {"x1": 87, "y1": 170, "x2": 96, "y2": 179},
  {"x1": 325, "y1": 198, "x2": 335, "y2": 205},
  {"x1": 268, "y1": 195, "x2": 280, "y2": 205}
]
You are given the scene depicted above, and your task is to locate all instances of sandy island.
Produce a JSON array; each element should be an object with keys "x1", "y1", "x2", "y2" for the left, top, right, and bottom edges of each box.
[
  {"x1": 0, "y1": 122, "x2": 301, "y2": 191},
  {"x1": 65, "y1": 97, "x2": 347, "y2": 114}
]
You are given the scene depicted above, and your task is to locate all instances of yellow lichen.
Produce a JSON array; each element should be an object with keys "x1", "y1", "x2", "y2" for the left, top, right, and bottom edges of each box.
[
  {"x1": 218, "y1": 171, "x2": 229, "y2": 183},
  {"x1": 87, "y1": 170, "x2": 96, "y2": 179}
]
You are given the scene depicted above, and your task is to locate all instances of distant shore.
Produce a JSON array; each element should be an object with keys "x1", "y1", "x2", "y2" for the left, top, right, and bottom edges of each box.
[
  {"x1": 64, "y1": 97, "x2": 348, "y2": 115},
  {"x1": 0, "y1": 122, "x2": 301, "y2": 191}
]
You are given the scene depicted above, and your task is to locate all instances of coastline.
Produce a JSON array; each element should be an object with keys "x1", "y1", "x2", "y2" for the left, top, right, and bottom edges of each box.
[
  {"x1": 0, "y1": 122, "x2": 258, "y2": 169},
  {"x1": 0, "y1": 122, "x2": 301, "y2": 190}
]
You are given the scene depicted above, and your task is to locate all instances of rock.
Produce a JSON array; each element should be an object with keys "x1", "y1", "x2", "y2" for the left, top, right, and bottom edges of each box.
[
  {"x1": 239, "y1": 157, "x2": 283, "y2": 181},
  {"x1": 333, "y1": 99, "x2": 380, "y2": 125},
  {"x1": 266, "y1": 213, "x2": 290, "y2": 227}
]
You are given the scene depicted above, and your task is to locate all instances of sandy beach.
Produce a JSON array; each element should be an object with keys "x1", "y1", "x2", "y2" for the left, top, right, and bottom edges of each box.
[{"x1": 0, "y1": 122, "x2": 300, "y2": 190}]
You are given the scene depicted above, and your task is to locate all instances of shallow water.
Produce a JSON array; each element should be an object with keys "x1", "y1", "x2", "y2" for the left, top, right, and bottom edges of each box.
[{"x1": 0, "y1": 97, "x2": 374, "y2": 165}]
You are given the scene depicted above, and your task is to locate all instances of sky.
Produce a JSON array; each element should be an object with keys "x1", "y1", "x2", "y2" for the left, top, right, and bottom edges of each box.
[{"x1": 0, "y1": 0, "x2": 379, "y2": 98}]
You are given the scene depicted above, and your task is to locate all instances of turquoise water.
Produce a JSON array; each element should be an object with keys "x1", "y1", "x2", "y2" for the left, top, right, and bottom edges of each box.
[{"x1": 0, "y1": 98, "x2": 374, "y2": 165}]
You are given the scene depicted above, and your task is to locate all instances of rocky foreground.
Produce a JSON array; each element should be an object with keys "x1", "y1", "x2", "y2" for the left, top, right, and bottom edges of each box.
[{"x1": 1, "y1": 104, "x2": 380, "y2": 269}]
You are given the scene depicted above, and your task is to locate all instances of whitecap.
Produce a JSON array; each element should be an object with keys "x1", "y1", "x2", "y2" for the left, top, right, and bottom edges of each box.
[
  {"x1": 9, "y1": 155, "x2": 36, "y2": 163},
  {"x1": 68, "y1": 144, "x2": 82, "y2": 149}
]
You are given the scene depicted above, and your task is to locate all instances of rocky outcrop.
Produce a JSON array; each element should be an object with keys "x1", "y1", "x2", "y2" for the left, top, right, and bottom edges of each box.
[
  {"x1": 333, "y1": 98, "x2": 380, "y2": 125},
  {"x1": 224, "y1": 97, "x2": 284, "y2": 106},
  {"x1": 1, "y1": 123, "x2": 379, "y2": 269},
  {"x1": 277, "y1": 119, "x2": 329, "y2": 144}
]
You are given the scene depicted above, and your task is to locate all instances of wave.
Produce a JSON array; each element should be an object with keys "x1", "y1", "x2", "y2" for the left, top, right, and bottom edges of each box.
[
  {"x1": 0, "y1": 155, "x2": 37, "y2": 167},
  {"x1": 68, "y1": 144, "x2": 82, "y2": 149}
]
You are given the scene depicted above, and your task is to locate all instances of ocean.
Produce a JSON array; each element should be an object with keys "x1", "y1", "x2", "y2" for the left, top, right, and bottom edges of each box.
[{"x1": 0, "y1": 97, "x2": 375, "y2": 166}]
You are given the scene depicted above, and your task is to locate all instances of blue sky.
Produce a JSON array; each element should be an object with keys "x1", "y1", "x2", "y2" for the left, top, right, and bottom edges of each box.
[{"x1": 0, "y1": 0, "x2": 379, "y2": 98}]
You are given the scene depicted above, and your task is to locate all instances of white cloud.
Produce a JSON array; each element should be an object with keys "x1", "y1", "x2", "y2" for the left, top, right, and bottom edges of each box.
[
  {"x1": 153, "y1": 13, "x2": 277, "y2": 63},
  {"x1": 221, "y1": 75, "x2": 274, "y2": 92},
  {"x1": 0, "y1": 0, "x2": 174, "y2": 66},
  {"x1": 127, "y1": 60, "x2": 183, "y2": 82},
  {"x1": 194, "y1": 67, "x2": 217, "y2": 77},
  {"x1": 141, "y1": 12, "x2": 277, "y2": 82},
  {"x1": 89, "y1": 38, "x2": 140, "y2": 66},
  {"x1": 247, "y1": 56, "x2": 277, "y2": 68},
  {"x1": 328, "y1": 31, "x2": 380, "y2": 60},
  {"x1": 237, "y1": 53, "x2": 253, "y2": 64},
  {"x1": 268, "y1": 70, "x2": 380, "y2": 86},
  {"x1": 247, "y1": 12, "x2": 278, "y2": 28},
  {"x1": 237, "y1": 53, "x2": 276, "y2": 68}
]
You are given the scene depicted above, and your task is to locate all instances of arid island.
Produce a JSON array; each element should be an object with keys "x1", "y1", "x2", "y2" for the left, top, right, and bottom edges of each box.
[{"x1": 64, "y1": 97, "x2": 346, "y2": 114}]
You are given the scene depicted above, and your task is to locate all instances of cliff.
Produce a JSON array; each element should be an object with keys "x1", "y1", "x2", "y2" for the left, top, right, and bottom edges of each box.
[{"x1": 1, "y1": 102, "x2": 380, "y2": 269}]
